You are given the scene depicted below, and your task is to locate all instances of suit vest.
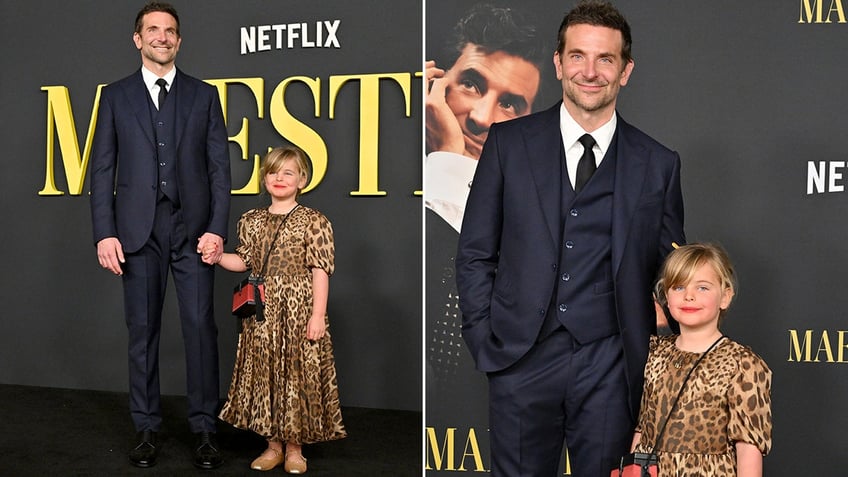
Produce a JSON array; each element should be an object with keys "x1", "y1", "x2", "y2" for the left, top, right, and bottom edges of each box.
[
  {"x1": 539, "y1": 133, "x2": 619, "y2": 344},
  {"x1": 149, "y1": 81, "x2": 180, "y2": 206}
]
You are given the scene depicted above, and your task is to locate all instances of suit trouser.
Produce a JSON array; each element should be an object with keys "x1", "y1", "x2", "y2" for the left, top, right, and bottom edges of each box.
[
  {"x1": 122, "y1": 198, "x2": 220, "y2": 433},
  {"x1": 487, "y1": 330, "x2": 632, "y2": 477}
]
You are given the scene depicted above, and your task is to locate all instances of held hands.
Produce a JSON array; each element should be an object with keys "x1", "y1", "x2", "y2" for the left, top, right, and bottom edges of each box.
[
  {"x1": 306, "y1": 314, "x2": 326, "y2": 341},
  {"x1": 425, "y1": 60, "x2": 465, "y2": 155},
  {"x1": 200, "y1": 242, "x2": 219, "y2": 264},
  {"x1": 98, "y1": 234, "x2": 224, "y2": 273},
  {"x1": 197, "y1": 233, "x2": 224, "y2": 265}
]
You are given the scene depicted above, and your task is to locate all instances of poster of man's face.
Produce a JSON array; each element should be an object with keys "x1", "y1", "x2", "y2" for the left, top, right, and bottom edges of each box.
[
  {"x1": 424, "y1": 0, "x2": 564, "y2": 428},
  {"x1": 425, "y1": 1, "x2": 560, "y2": 161}
]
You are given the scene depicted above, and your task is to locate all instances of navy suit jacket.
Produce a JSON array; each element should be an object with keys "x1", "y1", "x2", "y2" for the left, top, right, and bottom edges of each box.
[
  {"x1": 456, "y1": 102, "x2": 684, "y2": 417},
  {"x1": 90, "y1": 68, "x2": 230, "y2": 253}
]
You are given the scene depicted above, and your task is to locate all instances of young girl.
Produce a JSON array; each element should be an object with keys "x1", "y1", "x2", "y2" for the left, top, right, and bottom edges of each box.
[
  {"x1": 631, "y1": 243, "x2": 772, "y2": 477},
  {"x1": 204, "y1": 146, "x2": 346, "y2": 473}
]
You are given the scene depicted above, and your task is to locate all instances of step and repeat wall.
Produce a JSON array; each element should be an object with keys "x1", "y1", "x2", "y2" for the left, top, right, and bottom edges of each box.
[
  {"x1": 1, "y1": 0, "x2": 422, "y2": 412},
  {"x1": 426, "y1": 0, "x2": 847, "y2": 475}
]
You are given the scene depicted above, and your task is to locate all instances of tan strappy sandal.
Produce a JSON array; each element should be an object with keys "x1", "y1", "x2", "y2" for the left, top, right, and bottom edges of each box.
[
  {"x1": 251, "y1": 448, "x2": 284, "y2": 471},
  {"x1": 284, "y1": 451, "x2": 307, "y2": 474}
]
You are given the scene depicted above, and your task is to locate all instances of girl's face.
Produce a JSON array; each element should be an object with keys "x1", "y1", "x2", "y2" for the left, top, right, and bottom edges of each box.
[
  {"x1": 666, "y1": 262, "x2": 733, "y2": 332},
  {"x1": 264, "y1": 159, "x2": 306, "y2": 202}
]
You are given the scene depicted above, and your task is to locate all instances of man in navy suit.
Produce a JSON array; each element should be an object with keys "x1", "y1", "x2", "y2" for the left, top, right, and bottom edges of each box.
[
  {"x1": 89, "y1": 2, "x2": 230, "y2": 469},
  {"x1": 456, "y1": 1, "x2": 685, "y2": 475}
]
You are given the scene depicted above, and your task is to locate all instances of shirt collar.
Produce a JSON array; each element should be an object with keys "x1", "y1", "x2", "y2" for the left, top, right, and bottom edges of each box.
[
  {"x1": 559, "y1": 104, "x2": 617, "y2": 157},
  {"x1": 141, "y1": 65, "x2": 177, "y2": 92}
]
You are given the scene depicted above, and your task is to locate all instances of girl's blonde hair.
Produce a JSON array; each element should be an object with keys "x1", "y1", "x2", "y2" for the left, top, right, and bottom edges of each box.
[
  {"x1": 260, "y1": 146, "x2": 311, "y2": 195},
  {"x1": 654, "y1": 243, "x2": 737, "y2": 322}
]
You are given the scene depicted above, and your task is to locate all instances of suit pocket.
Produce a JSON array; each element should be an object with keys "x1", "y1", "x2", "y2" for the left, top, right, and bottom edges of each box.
[
  {"x1": 636, "y1": 194, "x2": 663, "y2": 211},
  {"x1": 594, "y1": 279, "x2": 614, "y2": 295},
  {"x1": 491, "y1": 274, "x2": 515, "y2": 307}
]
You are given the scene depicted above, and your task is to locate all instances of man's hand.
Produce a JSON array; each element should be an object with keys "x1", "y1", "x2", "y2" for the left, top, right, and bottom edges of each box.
[
  {"x1": 425, "y1": 60, "x2": 465, "y2": 155},
  {"x1": 197, "y1": 233, "x2": 224, "y2": 265},
  {"x1": 97, "y1": 237, "x2": 125, "y2": 276}
]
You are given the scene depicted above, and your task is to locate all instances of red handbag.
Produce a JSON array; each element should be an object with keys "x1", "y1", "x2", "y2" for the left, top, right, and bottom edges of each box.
[
  {"x1": 610, "y1": 452, "x2": 657, "y2": 477},
  {"x1": 232, "y1": 276, "x2": 266, "y2": 317}
]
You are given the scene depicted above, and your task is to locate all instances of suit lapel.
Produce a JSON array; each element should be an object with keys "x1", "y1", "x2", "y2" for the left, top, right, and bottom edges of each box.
[
  {"x1": 122, "y1": 70, "x2": 155, "y2": 147},
  {"x1": 611, "y1": 115, "x2": 649, "y2": 275},
  {"x1": 174, "y1": 69, "x2": 197, "y2": 151},
  {"x1": 525, "y1": 104, "x2": 565, "y2": 249}
]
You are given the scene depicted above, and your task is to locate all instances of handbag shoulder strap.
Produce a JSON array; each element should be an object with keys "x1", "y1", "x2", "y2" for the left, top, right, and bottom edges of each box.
[
  {"x1": 255, "y1": 204, "x2": 300, "y2": 277},
  {"x1": 651, "y1": 334, "x2": 725, "y2": 453}
]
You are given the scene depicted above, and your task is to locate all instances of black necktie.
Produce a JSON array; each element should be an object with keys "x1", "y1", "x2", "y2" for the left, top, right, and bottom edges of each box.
[
  {"x1": 156, "y1": 78, "x2": 168, "y2": 109},
  {"x1": 575, "y1": 133, "x2": 596, "y2": 193}
]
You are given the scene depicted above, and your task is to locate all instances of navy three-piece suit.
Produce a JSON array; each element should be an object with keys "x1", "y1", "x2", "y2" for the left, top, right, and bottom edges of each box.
[
  {"x1": 456, "y1": 102, "x2": 685, "y2": 476},
  {"x1": 90, "y1": 68, "x2": 230, "y2": 433}
]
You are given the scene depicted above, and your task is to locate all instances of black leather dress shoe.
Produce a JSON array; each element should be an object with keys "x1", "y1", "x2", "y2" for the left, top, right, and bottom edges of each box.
[
  {"x1": 194, "y1": 431, "x2": 223, "y2": 469},
  {"x1": 129, "y1": 430, "x2": 157, "y2": 468}
]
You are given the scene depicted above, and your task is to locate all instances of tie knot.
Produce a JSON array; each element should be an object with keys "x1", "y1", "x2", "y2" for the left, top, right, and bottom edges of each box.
[
  {"x1": 156, "y1": 78, "x2": 168, "y2": 89},
  {"x1": 578, "y1": 133, "x2": 595, "y2": 150}
]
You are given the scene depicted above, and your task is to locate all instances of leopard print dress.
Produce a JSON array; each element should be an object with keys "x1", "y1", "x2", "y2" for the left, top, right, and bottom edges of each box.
[
  {"x1": 634, "y1": 335, "x2": 772, "y2": 476},
  {"x1": 219, "y1": 206, "x2": 347, "y2": 444}
]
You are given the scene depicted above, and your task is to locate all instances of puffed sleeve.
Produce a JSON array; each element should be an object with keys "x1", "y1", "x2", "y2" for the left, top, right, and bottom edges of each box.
[
  {"x1": 305, "y1": 211, "x2": 335, "y2": 276},
  {"x1": 727, "y1": 351, "x2": 773, "y2": 455},
  {"x1": 234, "y1": 210, "x2": 255, "y2": 270}
]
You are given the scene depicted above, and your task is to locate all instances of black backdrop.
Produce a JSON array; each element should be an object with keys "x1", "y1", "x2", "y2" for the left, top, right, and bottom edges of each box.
[
  {"x1": 3, "y1": 0, "x2": 848, "y2": 474},
  {"x1": 1, "y1": 0, "x2": 422, "y2": 412},
  {"x1": 426, "y1": 0, "x2": 848, "y2": 475}
]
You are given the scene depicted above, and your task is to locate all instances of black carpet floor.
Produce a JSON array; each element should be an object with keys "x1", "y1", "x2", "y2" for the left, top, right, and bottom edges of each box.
[{"x1": 0, "y1": 384, "x2": 421, "y2": 476}]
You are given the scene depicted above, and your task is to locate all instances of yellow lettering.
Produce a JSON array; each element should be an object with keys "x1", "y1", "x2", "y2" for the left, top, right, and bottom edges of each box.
[
  {"x1": 328, "y1": 73, "x2": 412, "y2": 196},
  {"x1": 800, "y1": 0, "x2": 824, "y2": 22},
  {"x1": 815, "y1": 330, "x2": 835, "y2": 362},
  {"x1": 788, "y1": 329, "x2": 813, "y2": 362},
  {"x1": 827, "y1": 0, "x2": 847, "y2": 22},
  {"x1": 414, "y1": 70, "x2": 424, "y2": 197},
  {"x1": 839, "y1": 331, "x2": 848, "y2": 363},
  {"x1": 457, "y1": 428, "x2": 486, "y2": 472},
  {"x1": 41, "y1": 72, "x2": 420, "y2": 198},
  {"x1": 799, "y1": 0, "x2": 846, "y2": 22},
  {"x1": 269, "y1": 76, "x2": 327, "y2": 194},
  {"x1": 206, "y1": 77, "x2": 265, "y2": 194},
  {"x1": 425, "y1": 427, "x2": 456, "y2": 471},
  {"x1": 40, "y1": 85, "x2": 104, "y2": 196}
]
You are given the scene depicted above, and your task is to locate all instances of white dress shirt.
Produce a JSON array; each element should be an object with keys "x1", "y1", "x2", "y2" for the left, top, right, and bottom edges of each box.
[
  {"x1": 559, "y1": 104, "x2": 617, "y2": 189},
  {"x1": 424, "y1": 151, "x2": 478, "y2": 233},
  {"x1": 140, "y1": 65, "x2": 177, "y2": 109}
]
